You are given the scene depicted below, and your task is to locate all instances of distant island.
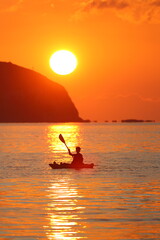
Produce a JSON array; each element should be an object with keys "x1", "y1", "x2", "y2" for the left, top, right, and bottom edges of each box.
[
  {"x1": 0, "y1": 62, "x2": 83, "y2": 122},
  {"x1": 121, "y1": 119, "x2": 155, "y2": 123},
  {"x1": 104, "y1": 119, "x2": 156, "y2": 123}
]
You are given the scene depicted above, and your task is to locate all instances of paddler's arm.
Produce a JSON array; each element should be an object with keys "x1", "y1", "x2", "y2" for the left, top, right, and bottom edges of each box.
[
  {"x1": 68, "y1": 149, "x2": 75, "y2": 157},
  {"x1": 68, "y1": 148, "x2": 73, "y2": 156}
]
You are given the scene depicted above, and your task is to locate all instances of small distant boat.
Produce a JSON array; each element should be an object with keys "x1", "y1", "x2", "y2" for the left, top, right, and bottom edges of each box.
[{"x1": 49, "y1": 162, "x2": 94, "y2": 169}]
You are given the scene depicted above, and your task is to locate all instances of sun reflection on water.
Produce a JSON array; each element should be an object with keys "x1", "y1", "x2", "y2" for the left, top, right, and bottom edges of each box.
[
  {"x1": 44, "y1": 178, "x2": 85, "y2": 240},
  {"x1": 45, "y1": 124, "x2": 87, "y2": 239}
]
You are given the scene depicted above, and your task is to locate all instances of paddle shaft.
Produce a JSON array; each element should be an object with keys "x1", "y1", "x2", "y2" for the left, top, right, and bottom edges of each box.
[{"x1": 64, "y1": 142, "x2": 69, "y2": 150}]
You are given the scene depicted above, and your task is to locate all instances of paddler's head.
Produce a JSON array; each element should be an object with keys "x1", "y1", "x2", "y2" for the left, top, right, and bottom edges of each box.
[{"x1": 76, "y1": 147, "x2": 81, "y2": 153}]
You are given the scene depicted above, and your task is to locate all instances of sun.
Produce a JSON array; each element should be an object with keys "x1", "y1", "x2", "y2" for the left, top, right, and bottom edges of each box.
[{"x1": 49, "y1": 50, "x2": 78, "y2": 75}]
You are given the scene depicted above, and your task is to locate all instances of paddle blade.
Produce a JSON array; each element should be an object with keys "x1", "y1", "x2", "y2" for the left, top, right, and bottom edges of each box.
[{"x1": 59, "y1": 134, "x2": 65, "y2": 144}]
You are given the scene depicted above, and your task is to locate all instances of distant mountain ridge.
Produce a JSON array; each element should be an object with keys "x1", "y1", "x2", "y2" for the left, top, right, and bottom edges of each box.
[{"x1": 0, "y1": 62, "x2": 83, "y2": 122}]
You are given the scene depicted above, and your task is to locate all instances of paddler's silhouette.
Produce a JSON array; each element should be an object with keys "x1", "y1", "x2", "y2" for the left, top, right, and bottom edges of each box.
[
  {"x1": 49, "y1": 134, "x2": 94, "y2": 169},
  {"x1": 68, "y1": 146, "x2": 84, "y2": 166}
]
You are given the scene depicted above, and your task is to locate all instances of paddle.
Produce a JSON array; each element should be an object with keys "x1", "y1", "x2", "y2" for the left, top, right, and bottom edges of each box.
[{"x1": 59, "y1": 134, "x2": 69, "y2": 150}]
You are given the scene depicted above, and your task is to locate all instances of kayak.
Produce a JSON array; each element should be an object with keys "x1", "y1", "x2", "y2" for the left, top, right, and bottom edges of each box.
[{"x1": 49, "y1": 162, "x2": 94, "y2": 169}]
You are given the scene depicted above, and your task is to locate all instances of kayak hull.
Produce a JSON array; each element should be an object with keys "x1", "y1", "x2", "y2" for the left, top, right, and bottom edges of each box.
[{"x1": 49, "y1": 162, "x2": 94, "y2": 169}]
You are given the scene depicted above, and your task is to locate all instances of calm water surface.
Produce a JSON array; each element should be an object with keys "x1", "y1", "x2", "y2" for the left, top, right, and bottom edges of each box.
[{"x1": 0, "y1": 123, "x2": 160, "y2": 240}]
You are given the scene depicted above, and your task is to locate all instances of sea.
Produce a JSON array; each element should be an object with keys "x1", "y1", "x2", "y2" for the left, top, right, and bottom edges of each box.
[{"x1": 0, "y1": 122, "x2": 160, "y2": 240}]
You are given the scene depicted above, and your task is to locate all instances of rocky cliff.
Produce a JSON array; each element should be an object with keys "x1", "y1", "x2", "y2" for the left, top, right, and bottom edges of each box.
[{"x1": 0, "y1": 62, "x2": 83, "y2": 122}]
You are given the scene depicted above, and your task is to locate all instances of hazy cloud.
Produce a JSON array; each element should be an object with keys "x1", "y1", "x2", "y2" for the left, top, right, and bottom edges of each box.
[
  {"x1": 151, "y1": 0, "x2": 160, "y2": 6},
  {"x1": 0, "y1": 0, "x2": 23, "y2": 12},
  {"x1": 82, "y1": 0, "x2": 129, "y2": 11},
  {"x1": 93, "y1": 93, "x2": 160, "y2": 104},
  {"x1": 113, "y1": 94, "x2": 160, "y2": 103},
  {"x1": 76, "y1": 0, "x2": 160, "y2": 23}
]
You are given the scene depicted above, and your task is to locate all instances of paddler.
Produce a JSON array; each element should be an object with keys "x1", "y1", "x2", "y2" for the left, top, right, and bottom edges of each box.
[{"x1": 68, "y1": 147, "x2": 84, "y2": 166}]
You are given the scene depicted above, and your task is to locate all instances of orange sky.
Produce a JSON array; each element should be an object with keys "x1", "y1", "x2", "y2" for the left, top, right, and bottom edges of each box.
[{"x1": 1, "y1": 0, "x2": 160, "y2": 121}]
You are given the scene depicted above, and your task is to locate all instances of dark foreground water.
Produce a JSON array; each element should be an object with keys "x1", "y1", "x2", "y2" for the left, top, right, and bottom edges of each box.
[{"x1": 0, "y1": 123, "x2": 160, "y2": 240}]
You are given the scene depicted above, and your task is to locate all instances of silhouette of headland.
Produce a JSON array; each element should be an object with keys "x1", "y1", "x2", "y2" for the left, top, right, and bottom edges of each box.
[{"x1": 0, "y1": 62, "x2": 84, "y2": 122}]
